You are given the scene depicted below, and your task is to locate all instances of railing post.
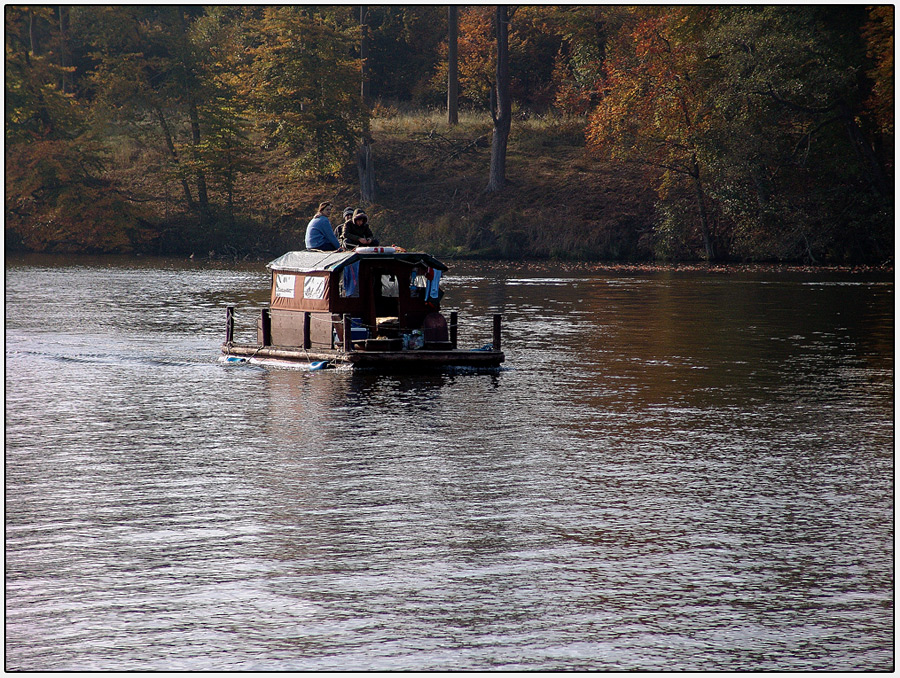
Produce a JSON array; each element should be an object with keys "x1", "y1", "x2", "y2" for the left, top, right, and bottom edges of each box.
[
  {"x1": 261, "y1": 308, "x2": 271, "y2": 347},
  {"x1": 450, "y1": 311, "x2": 458, "y2": 349},
  {"x1": 343, "y1": 314, "x2": 353, "y2": 352},
  {"x1": 303, "y1": 311, "x2": 311, "y2": 350},
  {"x1": 493, "y1": 314, "x2": 502, "y2": 352},
  {"x1": 225, "y1": 307, "x2": 234, "y2": 344}
]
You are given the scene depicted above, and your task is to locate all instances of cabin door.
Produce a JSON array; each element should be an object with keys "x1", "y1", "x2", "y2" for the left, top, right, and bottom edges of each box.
[{"x1": 374, "y1": 270, "x2": 401, "y2": 319}]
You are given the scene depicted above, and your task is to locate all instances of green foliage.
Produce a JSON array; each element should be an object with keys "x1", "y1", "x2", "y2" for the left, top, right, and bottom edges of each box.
[
  {"x1": 244, "y1": 7, "x2": 364, "y2": 177},
  {"x1": 700, "y1": 6, "x2": 890, "y2": 262},
  {"x1": 5, "y1": 7, "x2": 80, "y2": 142}
]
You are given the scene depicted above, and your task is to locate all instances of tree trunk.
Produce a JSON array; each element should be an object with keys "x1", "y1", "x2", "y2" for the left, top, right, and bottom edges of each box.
[
  {"x1": 840, "y1": 102, "x2": 890, "y2": 199},
  {"x1": 174, "y1": 6, "x2": 209, "y2": 222},
  {"x1": 155, "y1": 106, "x2": 196, "y2": 212},
  {"x1": 58, "y1": 6, "x2": 69, "y2": 93},
  {"x1": 486, "y1": 6, "x2": 511, "y2": 193},
  {"x1": 188, "y1": 97, "x2": 211, "y2": 221},
  {"x1": 690, "y1": 156, "x2": 716, "y2": 261},
  {"x1": 447, "y1": 6, "x2": 459, "y2": 126},
  {"x1": 360, "y1": 5, "x2": 370, "y2": 106},
  {"x1": 227, "y1": 183, "x2": 235, "y2": 229},
  {"x1": 357, "y1": 5, "x2": 375, "y2": 202},
  {"x1": 28, "y1": 9, "x2": 36, "y2": 55},
  {"x1": 358, "y1": 140, "x2": 376, "y2": 204}
]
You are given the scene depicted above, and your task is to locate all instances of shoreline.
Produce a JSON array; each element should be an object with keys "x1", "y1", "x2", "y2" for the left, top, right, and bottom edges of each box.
[{"x1": 4, "y1": 251, "x2": 892, "y2": 276}]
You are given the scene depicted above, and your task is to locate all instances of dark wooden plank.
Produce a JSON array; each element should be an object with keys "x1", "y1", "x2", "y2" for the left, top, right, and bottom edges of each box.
[{"x1": 223, "y1": 343, "x2": 504, "y2": 368}]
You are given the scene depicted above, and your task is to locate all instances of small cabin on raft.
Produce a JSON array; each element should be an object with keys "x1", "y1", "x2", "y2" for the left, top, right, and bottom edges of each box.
[{"x1": 221, "y1": 248, "x2": 505, "y2": 369}]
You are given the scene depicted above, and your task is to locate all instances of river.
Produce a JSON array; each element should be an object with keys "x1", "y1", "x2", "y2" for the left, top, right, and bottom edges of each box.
[{"x1": 5, "y1": 254, "x2": 893, "y2": 671}]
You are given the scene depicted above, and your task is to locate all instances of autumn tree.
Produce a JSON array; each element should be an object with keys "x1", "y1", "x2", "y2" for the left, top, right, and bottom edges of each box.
[
  {"x1": 5, "y1": 4, "x2": 891, "y2": 261},
  {"x1": 702, "y1": 6, "x2": 892, "y2": 262},
  {"x1": 433, "y1": 6, "x2": 494, "y2": 107},
  {"x1": 537, "y1": 6, "x2": 611, "y2": 114},
  {"x1": 5, "y1": 6, "x2": 147, "y2": 252},
  {"x1": 588, "y1": 5, "x2": 891, "y2": 262},
  {"x1": 188, "y1": 8, "x2": 258, "y2": 228},
  {"x1": 862, "y1": 5, "x2": 893, "y2": 137},
  {"x1": 587, "y1": 7, "x2": 719, "y2": 260},
  {"x1": 5, "y1": 6, "x2": 77, "y2": 142},
  {"x1": 82, "y1": 7, "x2": 221, "y2": 222}
]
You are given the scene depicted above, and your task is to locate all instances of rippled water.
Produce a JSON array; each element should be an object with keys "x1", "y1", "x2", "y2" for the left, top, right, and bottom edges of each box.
[{"x1": 5, "y1": 255, "x2": 893, "y2": 671}]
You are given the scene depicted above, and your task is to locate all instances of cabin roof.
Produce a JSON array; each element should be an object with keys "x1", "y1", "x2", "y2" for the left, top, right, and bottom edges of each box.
[{"x1": 266, "y1": 250, "x2": 449, "y2": 274}]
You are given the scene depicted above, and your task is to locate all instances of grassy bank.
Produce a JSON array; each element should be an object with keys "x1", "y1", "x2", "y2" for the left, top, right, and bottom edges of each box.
[
  {"x1": 83, "y1": 110, "x2": 658, "y2": 261},
  {"x1": 367, "y1": 109, "x2": 656, "y2": 260}
]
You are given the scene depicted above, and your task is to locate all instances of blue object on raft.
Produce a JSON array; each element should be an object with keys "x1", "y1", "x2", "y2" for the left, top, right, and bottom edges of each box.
[
  {"x1": 225, "y1": 356, "x2": 247, "y2": 363},
  {"x1": 310, "y1": 361, "x2": 330, "y2": 371}
]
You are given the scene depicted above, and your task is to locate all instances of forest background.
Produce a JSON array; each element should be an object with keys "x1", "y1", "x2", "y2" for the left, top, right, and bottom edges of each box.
[{"x1": 5, "y1": 5, "x2": 894, "y2": 264}]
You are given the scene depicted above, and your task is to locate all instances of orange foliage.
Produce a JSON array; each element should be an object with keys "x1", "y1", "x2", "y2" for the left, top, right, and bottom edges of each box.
[
  {"x1": 862, "y1": 5, "x2": 893, "y2": 134},
  {"x1": 586, "y1": 7, "x2": 711, "y2": 180},
  {"x1": 454, "y1": 5, "x2": 496, "y2": 102},
  {"x1": 5, "y1": 141, "x2": 148, "y2": 252},
  {"x1": 551, "y1": 49, "x2": 594, "y2": 115}
]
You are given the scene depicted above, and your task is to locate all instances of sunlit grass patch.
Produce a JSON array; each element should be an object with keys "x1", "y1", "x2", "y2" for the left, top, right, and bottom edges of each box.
[{"x1": 372, "y1": 106, "x2": 491, "y2": 138}]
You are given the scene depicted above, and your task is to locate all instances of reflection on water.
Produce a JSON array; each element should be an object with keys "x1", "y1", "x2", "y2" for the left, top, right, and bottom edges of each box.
[{"x1": 5, "y1": 255, "x2": 893, "y2": 671}]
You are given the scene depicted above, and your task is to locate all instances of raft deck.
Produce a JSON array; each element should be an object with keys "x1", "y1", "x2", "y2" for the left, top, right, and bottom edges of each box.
[{"x1": 222, "y1": 309, "x2": 505, "y2": 370}]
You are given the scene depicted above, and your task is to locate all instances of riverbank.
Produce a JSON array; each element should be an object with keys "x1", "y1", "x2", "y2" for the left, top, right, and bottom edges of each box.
[
  {"x1": 5, "y1": 251, "x2": 892, "y2": 280},
  {"x1": 4, "y1": 109, "x2": 892, "y2": 266},
  {"x1": 142, "y1": 110, "x2": 659, "y2": 262},
  {"x1": 3, "y1": 110, "x2": 655, "y2": 261}
]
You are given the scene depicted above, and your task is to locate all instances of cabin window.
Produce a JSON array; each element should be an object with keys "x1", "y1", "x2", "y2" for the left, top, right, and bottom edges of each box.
[
  {"x1": 303, "y1": 275, "x2": 326, "y2": 300},
  {"x1": 275, "y1": 274, "x2": 296, "y2": 299},
  {"x1": 381, "y1": 274, "x2": 399, "y2": 298}
]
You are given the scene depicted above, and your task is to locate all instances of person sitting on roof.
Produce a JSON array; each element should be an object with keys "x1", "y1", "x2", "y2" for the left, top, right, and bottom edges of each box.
[
  {"x1": 341, "y1": 209, "x2": 379, "y2": 249},
  {"x1": 336, "y1": 207, "x2": 354, "y2": 239},
  {"x1": 305, "y1": 201, "x2": 341, "y2": 251}
]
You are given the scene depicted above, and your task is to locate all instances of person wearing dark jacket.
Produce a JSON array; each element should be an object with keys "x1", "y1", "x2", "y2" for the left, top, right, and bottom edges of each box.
[
  {"x1": 337, "y1": 207, "x2": 354, "y2": 239},
  {"x1": 341, "y1": 209, "x2": 379, "y2": 249}
]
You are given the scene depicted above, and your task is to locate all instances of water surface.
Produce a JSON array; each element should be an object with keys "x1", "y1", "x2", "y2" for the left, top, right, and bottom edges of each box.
[{"x1": 5, "y1": 255, "x2": 893, "y2": 671}]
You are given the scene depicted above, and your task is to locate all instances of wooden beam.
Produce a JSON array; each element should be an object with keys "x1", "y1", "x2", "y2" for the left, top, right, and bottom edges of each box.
[
  {"x1": 261, "y1": 309, "x2": 271, "y2": 346},
  {"x1": 343, "y1": 314, "x2": 353, "y2": 353}
]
